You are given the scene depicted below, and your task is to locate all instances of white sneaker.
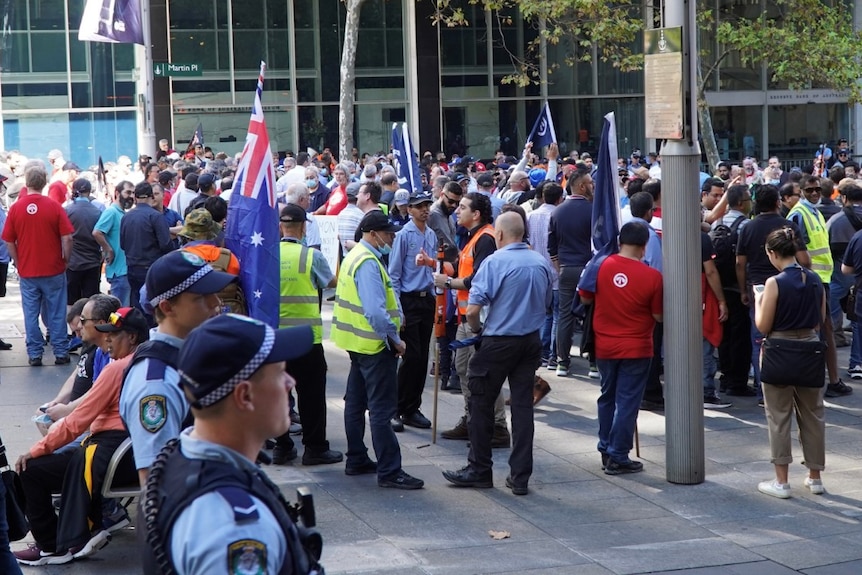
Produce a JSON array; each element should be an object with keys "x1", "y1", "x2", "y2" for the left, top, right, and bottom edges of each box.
[
  {"x1": 555, "y1": 365, "x2": 568, "y2": 377},
  {"x1": 758, "y1": 479, "x2": 791, "y2": 499},
  {"x1": 804, "y1": 476, "x2": 825, "y2": 495},
  {"x1": 73, "y1": 530, "x2": 111, "y2": 559},
  {"x1": 588, "y1": 366, "x2": 600, "y2": 379},
  {"x1": 848, "y1": 365, "x2": 862, "y2": 380}
]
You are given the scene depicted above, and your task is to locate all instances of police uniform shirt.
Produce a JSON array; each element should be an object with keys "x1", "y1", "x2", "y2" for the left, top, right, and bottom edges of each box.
[
  {"x1": 387, "y1": 219, "x2": 437, "y2": 297},
  {"x1": 119, "y1": 330, "x2": 189, "y2": 470},
  {"x1": 468, "y1": 242, "x2": 554, "y2": 336},
  {"x1": 169, "y1": 429, "x2": 287, "y2": 575}
]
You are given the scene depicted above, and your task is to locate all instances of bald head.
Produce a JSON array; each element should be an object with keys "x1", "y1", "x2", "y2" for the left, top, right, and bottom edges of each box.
[{"x1": 494, "y1": 212, "x2": 525, "y2": 247}]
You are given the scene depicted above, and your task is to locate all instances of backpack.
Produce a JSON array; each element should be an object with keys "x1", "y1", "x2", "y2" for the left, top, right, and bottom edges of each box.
[
  {"x1": 709, "y1": 215, "x2": 746, "y2": 288},
  {"x1": 211, "y1": 249, "x2": 248, "y2": 315}
]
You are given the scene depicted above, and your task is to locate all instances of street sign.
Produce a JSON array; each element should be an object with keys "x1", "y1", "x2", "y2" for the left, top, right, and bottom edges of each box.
[{"x1": 153, "y1": 62, "x2": 203, "y2": 77}]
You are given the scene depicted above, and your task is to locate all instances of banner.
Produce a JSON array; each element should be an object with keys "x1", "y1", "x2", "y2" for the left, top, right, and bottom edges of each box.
[
  {"x1": 79, "y1": 0, "x2": 144, "y2": 45},
  {"x1": 526, "y1": 102, "x2": 557, "y2": 150},
  {"x1": 391, "y1": 123, "x2": 423, "y2": 193},
  {"x1": 225, "y1": 62, "x2": 280, "y2": 327}
]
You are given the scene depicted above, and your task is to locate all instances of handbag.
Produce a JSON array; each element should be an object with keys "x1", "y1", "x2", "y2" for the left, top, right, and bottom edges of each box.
[
  {"x1": 760, "y1": 337, "x2": 827, "y2": 388},
  {"x1": 0, "y1": 435, "x2": 30, "y2": 541}
]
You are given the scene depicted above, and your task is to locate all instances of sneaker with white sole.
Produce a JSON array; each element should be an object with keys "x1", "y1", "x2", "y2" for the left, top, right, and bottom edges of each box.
[
  {"x1": 555, "y1": 364, "x2": 568, "y2": 377},
  {"x1": 804, "y1": 476, "x2": 825, "y2": 495},
  {"x1": 848, "y1": 365, "x2": 862, "y2": 380},
  {"x1": 102, "y1": 503, "x2": 131, "y2": 534},
  {"x1": 73, "y1": 529, "x2": 111, "y2": 559},
  {"x1": 14, "y1": 544, "x2": 74, "y2": 566},
  {"x1": 588, "y1": 364, "x2": 600, "y2": 379},
  {"x1": 758, "y1": 479, "x2": 791, "y2": 499}
]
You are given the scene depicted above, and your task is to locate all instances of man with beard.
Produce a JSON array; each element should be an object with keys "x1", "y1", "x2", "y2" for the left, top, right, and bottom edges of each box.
[{"x1": 93, "y1": 181, "x2": 135, "y2": 306}]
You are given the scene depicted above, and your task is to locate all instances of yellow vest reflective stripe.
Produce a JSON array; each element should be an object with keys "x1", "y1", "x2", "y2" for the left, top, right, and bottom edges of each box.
[
  {"x1": 331, "y1": 243, "x2": 401, "y2": 354},
  {"x1": 788, "y1": 203, "x2": 833, "y2": 282},
  {"x1": 279, "y1": 241, "x2": 323, "y2": 344}
]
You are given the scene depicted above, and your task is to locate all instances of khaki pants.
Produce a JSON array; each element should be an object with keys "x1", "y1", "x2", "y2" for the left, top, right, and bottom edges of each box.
[{"x1": 455, "y1": 322, "x2": 506, "y2": 426}]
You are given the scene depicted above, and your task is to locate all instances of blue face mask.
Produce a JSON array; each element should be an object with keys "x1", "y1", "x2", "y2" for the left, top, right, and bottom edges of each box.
[
  {"x1": 769, "y1": 179, "x2": 780, "y2": 185},
  {"x1": 306, "y1": 179, "x2": 317, "y2": 188},
  {"x1": 375, "y1": 233, "x2": 392, "y2": 255},
  {"x1": 321, "y1": 168, "x2": 328, "y2": 177}
]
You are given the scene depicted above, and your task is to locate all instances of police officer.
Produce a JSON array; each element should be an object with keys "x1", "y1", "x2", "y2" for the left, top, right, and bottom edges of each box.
[
  {"x1": 442, "y1": 213, "x2": 553, "y2": 495},
  {"x1": 272, "y1": 204, "x2": 342, "y2": 466},
  {"x1": 142, "y1": 315, "x2": 323, "y2": 575},
  {"x1": 388, "y1": 191, "x2": 438, "y2": 431},
  {"x1": 120, "y1": 250, "x2": 236, "y2": 486},
  {"x1": 331, "y1": 211, "x2": 424, "y2": 489},
  {"x1": 433, "y1": 192, "x2": 510, "y2": 447}
]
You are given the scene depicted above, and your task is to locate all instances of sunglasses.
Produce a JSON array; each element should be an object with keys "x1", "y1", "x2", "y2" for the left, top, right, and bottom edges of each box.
[
  {"x1": 80, "y1": 316, "x2": 98, "y2": 324},
  {"x1": 804, "y1": 187, "x2": 822, "y2": 193},
  {"x1": 443, "y1": 195, "x2": 460, "y2": 205}
]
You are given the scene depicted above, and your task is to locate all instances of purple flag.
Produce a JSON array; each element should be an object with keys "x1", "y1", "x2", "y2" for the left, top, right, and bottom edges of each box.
[
  {"x1": 225, "y1": 62, "x2": 280, "y2": 328},
  {"x1": 79, "y1": 0, "x2": 144, "y2": 45}
]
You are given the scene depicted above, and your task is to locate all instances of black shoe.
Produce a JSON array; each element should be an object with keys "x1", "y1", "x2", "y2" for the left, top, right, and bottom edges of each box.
[
  {"x1": 448, "y1": 383, "x2": 462, "y2": 395},
  {"x1": 54, "y1": 356, "x2": 71, "y2": 365},
  {"x1": 604, "y1": 459, "x2": 644, "y2": 475},
  {"x1": 378, "y1": 470, "x2": 424, "y2": 490},
  {"x1": 289, "y1": 409, "x2": 301, "y2": 425},
  {"x1": 442, "y1": 466, "x2": 493, "y2": 488},
  {"x1": 390, "y1": 416, "x2": 404, "y2": 432},
  {"x1": 491, "y1": 425, "x2": 511, "y2": 449},
  {"x1": 639, "y1": 399, "x2": 664, "y2": 411},
  {"x1": 826, "y1": 379, "x2": 853, "y2": 398},
  {"x1": 726, "y1": 386, "x2": 757, "y2": 397},
  {"x1": 600, "y1": 452, "x2": 609, "y2": 470},
  {"x1": 272, "y1": 445, "x2": 297, "y2": 465},
  {"x1": 402, "y1": 411, "x2": 431, "y2": 429},
  {"x1": 0, "y1": 340, "x2": 11, "y2": 350},
  {"x1": 703, "y1": 395, "x2": 733, "y2": 409},
  {"x1": 505, "y1": 475, "x2": 528, "y2": 495},
  {"x1": 29, "y1": 357, "x2": 43, "y2": 367},
  {"x1": 345, "y1": 459, "x2": 378, "y2": 476},
  {"x1": 302, "y1": 449, "x2": 343, "y2": 466}
]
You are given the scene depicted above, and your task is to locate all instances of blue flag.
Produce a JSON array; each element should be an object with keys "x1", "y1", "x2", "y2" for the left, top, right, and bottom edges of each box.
[
  {"x1": 79, "y1": 0, "x2": 144, "y2": 45},
  {"x1": 578, "y1": 112, "x2": 621, "y2": 294},
  {"x1": 391, "y1": 123, "x2": 423, "y2": 192},
  {"x1": 225, "y1": 62, "x2": 280, "y2": 328},
  {"x1": 526, "y1": 102, "x2": 557, "y2": 150}
]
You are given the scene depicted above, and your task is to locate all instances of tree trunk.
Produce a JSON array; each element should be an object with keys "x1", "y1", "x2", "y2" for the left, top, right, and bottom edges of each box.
[
  {"x1": 696, "y1": 58, "x2": 721, "y2": 173},
  {"x1": 339, "y1": 0, "x2": 365, "y2": 162}
]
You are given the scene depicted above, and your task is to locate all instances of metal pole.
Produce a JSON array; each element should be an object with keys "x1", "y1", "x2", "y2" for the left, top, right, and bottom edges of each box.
[
  {"x1": 661, "y1": 0, "x2": 704, "y2": 485},
  {"x1": 136, "y1": 0, "x2": 157, "y2": 156}
]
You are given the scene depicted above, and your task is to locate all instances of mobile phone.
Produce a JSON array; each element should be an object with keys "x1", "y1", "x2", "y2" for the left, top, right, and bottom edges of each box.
[{"x1": 753, "y1": 284, "x2": 765, "y2": 294}]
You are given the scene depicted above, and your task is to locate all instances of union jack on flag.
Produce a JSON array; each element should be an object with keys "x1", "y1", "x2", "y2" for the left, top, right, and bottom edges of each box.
[{"x1": 225, "y1": 61, "x2": 280, "y2": 328}]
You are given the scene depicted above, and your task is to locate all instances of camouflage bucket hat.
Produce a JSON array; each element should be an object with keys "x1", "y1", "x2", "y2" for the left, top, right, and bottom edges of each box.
[{"x1": 179, "y1": 208, "x2": 221, "y2": 240}]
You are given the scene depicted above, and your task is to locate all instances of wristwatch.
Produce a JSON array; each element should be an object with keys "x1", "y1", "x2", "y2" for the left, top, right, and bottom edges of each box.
[{"x1": 445, "y1": 278, "x2": 452, "y2": 289}]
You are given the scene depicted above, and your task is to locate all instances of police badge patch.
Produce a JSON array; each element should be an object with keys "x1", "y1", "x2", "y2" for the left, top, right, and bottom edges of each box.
[
  {"x1": 139, "y1": 395, "x2": 167, "y2": 433},
  {"x1": 228, "y1": 539, "x2": 267, "y2": 575}
]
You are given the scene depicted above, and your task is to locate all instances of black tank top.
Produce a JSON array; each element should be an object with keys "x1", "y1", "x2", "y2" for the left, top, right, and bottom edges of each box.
[{"x1": 772, "y1": 264, "x2": 823, "y2": 331}]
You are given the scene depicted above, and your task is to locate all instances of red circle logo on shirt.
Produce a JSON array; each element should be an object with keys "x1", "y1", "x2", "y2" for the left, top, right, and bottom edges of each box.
[
  {"x1": 613, "y1": 273, "x2": 628, "y2": 288},
  {"x1": 26, "y1": 203, "x2": 37, "y2": 215}
]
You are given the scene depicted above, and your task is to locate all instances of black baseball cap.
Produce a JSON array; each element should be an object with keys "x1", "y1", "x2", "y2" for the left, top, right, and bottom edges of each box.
[
  {"x1": 94, "y1": 307, "x2": 150, "y2": 343},
  {"x1": 279, "y1": 204, "x2": 308, "y2": 223},
  {"x1": 179, "y1": 314, "x2": 313, "y2": 408},
  {"x1": 408, "y1": 191, "x2": 433, "y2": 206},
  {"x1": 359, "y1": 211, "x2": 401, "y2": 233}
]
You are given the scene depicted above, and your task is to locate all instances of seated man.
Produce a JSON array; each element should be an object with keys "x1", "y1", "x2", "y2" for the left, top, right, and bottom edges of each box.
[{"x1": 13, "y1": 308, "x2": 148, "y2": 566}]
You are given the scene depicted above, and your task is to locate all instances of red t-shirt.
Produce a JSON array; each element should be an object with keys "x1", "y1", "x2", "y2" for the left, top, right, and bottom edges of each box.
[
  {"x1": 324, "y1": 185, "x2": 348, "y2": 216},
  {"x1": 2, "y1": 192, "x2": 75, "y2": 277},
  {"x1": 48, "y1": 180, "x2": 68, "y2": 204},
  {"x1": 579, "y1": 254, "x2": 663, "y2": 359}
]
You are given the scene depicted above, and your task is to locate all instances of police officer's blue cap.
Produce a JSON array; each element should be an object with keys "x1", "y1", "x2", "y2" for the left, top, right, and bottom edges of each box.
[
  {"x1": 178, "y1": 314, "x2": 313, "y2": 408},
  {"x1": 145, "y1": 250, "x2": 236, "y2": 309}
]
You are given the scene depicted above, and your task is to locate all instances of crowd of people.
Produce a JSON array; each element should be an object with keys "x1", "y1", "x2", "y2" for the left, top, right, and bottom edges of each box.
[{"x1": 0, "y1": 134, "x2": 860, "y2": 571}]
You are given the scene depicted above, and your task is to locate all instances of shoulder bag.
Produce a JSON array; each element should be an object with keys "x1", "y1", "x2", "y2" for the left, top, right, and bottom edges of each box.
[{"x1": 0, "y1": 434, "x2": 29, "y2": 541}]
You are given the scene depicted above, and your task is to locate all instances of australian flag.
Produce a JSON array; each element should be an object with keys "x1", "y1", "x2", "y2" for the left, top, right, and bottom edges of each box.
[
  {"x1": 578, "y1": 112, "x2": 621, "y2": 293},
  {"x1": 184, "y1": 123, "x2": 204, "y2": 157},
  {"x1": 225, "y1": 62, "x2": 280, "y2": 328},
  {"x1": 526, "y1": 102, "x2": 557, "y2": 150},
  {"x1": 391, "y1": 122, "x2": 423, "y2": 192}
]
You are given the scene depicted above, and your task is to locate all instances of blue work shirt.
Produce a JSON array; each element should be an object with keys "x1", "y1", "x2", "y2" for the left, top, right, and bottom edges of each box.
[
  {"x1": 635, "y1": 217, "x2": 663, "y2": 272},
  {"x1": 355, "y1": 240, "x2": 403, "y2": 345},
  {"x1": 476, "y1": 190, "x2": 504, "y2": 220},
  {"x1": 468, "y1": 242, "x2": 554, "y2": 336},
  {"x1": 388, "y1": 220, "x2": 437, "y2": 297},
  {"x1": 93, "y1": 203, "x2": 128, "y2": 278},
  {"x1": 119, "y1": 202, "x2": 173, "y2": 267},
  {"x1": 0, "y1": 206, "x2": 9, "y2": 263},
  {"x1": 280, "y1": 237, "x2": 334, "y2": 289},
  {"x1": 169, "y1": 429, "x2": 287, "y2": 575},
  {"x1": 119, "y1": 330, "x2": 188, "y2": 471}
]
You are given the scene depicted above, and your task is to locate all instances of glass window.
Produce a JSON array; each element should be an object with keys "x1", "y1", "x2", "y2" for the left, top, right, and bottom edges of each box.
[
  {"x1": 298, "y1": 105, "x2": 338, "y2": 151},
  {"x1": 295, "y1": 30, "x2": 316, "y2": 70},
  {"x1": 31, "y1": 33, "x2": 67, "y2": 72},
  {"x1": 2, "y1": 83, "x2": 68, "y2": 111},
  {"x1": 234, "y1": 0, "x2": 265, "y2": 29},
  {"x1": 1, "y1": 34, "x2": 30, "y2": 74},
  {"x1": 295, "y1": 0, "x2": 317, "y2": 29},
  {"x1": 710, "y1": 105, "x2": 763, "y2": 160},
  {"x1": 234, "y1": 31, "x2": 267, "y2": 70},
  {"x1": 767, "y1": 104, "x2": 848, "y2": 161},
  {"x1": 170, "y1": 32, "x2": 218, "y2": 70},
  {"x1": 266, "y1": 0, "x2": 289, "y2": 29},
  {"x1": 170, "y1": 0, "x2": 217, "y2": 29},
  {"x1": 28, "y1": 0, "x2": 66, "y2": 31},
  {"x1": 716, "y1": 0, "x2": 763, "y2": 90},
  {"x1": 114, "y1": 44, "x2": 134, "y2": 72}
]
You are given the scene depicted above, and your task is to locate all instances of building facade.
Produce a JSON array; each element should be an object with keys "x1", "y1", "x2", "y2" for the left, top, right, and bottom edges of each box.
[{"x1": 0, "y1": 0, "x2": 857, "y2": 166}]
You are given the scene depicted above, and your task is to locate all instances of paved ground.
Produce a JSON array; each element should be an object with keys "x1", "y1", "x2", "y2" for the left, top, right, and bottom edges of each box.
[{"x1": 3, "y1": 280, "x2": 862, "y2": 574}]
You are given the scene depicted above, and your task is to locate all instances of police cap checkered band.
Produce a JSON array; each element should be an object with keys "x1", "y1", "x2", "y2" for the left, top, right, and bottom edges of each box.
[
  {"x1": 181, "y1": 324, "x2": 275, "y2": 408},
  {"x1": 148, "y1": 263, "x2": 215, "y2": 307}
]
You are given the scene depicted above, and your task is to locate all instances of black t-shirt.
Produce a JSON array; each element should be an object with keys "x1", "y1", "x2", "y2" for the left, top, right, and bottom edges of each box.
[
  {"x1": 70, "y1": 343, "x2": 98, "y2": 401},
  {"x1": 736, "y1": 212, "x2": 805, "y2": 286},
  {"x1": 701, "y1": 231, "x2": 714, "y2": 270}
]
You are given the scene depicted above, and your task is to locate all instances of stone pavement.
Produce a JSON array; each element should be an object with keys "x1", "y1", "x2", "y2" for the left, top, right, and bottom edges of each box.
[{"x1": 2, "y1": 281, "x2": 862, "y2": 574}]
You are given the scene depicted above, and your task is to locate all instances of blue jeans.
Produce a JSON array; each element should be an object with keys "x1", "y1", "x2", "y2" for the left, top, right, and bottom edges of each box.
[
  {"x1": 703, "y1": 338, "x2": 717, "y2": 397},
  {"x1": 748, "y1": 302, "x2": 763, "y2": 394},
  {"x1": 852, "y1": 321, "x2": 862, "y2": 368},
  {"x1": 0, "y1": 477, "x2": 23, "y2": 575},
  {"x1": 596, "y1": 357, "x2": 651, "y2": 462},
  {"x1": 108, "y1": 274, "x2": 130, "y2": 307},
  {"x1": 344, "y1": 350, "x2": 402, "y2": 480},
  {"x1": 20, "y1": 274, "x2": 69, "y2": 359},
  {"x1": 541, "y1": 289, "x2": 559, "y2": 361}
]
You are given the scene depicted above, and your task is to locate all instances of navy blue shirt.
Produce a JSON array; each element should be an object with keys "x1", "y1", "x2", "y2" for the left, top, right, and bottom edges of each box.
[
  {"x1": 548, "y1": 196, "x2": 592, "y2": 267},
  {"x1": 65, "y1": 197, "x2": 103, "y2": 270},
  {"x1": 119, "y1": 202, "x2": 173, "y2": 267},
  {"x1": 772, "y1": 264, "x2": 823, "y2": 331}
]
